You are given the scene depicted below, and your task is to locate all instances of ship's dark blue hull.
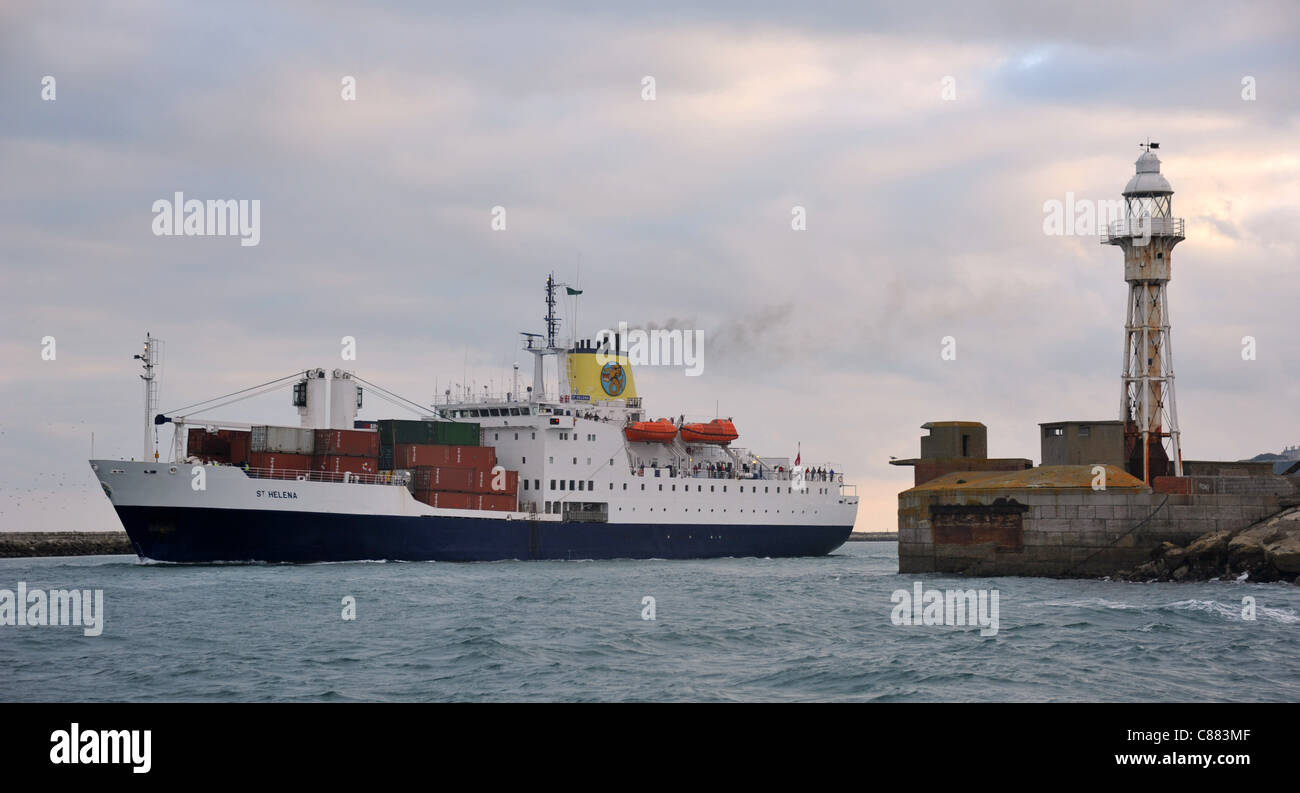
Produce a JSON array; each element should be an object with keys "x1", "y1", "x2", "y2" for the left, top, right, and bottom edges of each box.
[{"x1": 114, "y1": 506, "x2": 853, "y2": 563}]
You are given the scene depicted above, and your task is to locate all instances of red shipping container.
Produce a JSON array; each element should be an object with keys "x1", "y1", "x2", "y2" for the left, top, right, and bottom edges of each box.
[
  {"x1": 249, "y1": 452, "x2": 313, "y2": 475},
  {"x1": 411, "y1": 465, "x2": 474, "y2": 491},
  {"x1": 467, "y1": 468, "x2": 519, "y2": 495},
  {"x1": 415, "y1": 491, "x2": 471, "y2": 510},
  {"x1": 228, "y1": 431, "x2": 251, "y2": 465},
  {"x1": 315, "y1": 455, "x2": 377, "y2": 476},
  {"x1": 453, "y1": 446, "x2": 496, "y2": 469},
  {"x1": 475, "y1": 494, "x2": 517, "y2": 511},
  {"x1": 314, "y1": 429, "x2": 379, "y2": 458},
  {"x1": 396, "y1": 444, "x2": 495, "y2": 469}
]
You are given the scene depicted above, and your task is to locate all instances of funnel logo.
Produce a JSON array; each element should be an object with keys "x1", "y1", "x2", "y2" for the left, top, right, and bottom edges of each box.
[{"x1": 600, "y1": 362, "x2": 626, "y2": 396}]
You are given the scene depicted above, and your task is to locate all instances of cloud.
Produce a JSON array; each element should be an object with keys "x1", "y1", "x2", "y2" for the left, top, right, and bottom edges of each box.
[{"x1": 1, "y1": 2, "x2": 1297, "y2": 534}]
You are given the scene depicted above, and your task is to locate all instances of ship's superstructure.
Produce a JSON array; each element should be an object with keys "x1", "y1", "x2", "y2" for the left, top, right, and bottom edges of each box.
[{"x1": 92, "y1": 278, "x2": 857, "y2": 562}]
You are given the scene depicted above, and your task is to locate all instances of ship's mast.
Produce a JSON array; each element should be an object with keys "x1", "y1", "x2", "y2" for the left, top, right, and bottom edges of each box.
[{"x1": 134, "y1": 333, "x2": 162, "y2": 461}]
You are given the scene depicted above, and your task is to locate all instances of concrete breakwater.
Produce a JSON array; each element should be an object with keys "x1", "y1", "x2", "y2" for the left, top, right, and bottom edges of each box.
[
  {"x1": 1118, "y1": 505, "x2": 1300, "y2": 583},
  {"x1": 0, "y1": 532, "x2": 134, "y2": 559},
  {"x1": 897, "y1": 465, "x2": 1300, "y2": 579}
]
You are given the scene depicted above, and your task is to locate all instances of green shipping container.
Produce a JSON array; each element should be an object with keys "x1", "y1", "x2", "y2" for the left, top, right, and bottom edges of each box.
[{"x1": 378, "y1": 419, "x2": 480, "y2": 447}]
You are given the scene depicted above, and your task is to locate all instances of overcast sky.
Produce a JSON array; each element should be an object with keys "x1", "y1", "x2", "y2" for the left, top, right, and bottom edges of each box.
[{"x1": 1, "y1": 1, "x2": 1297, "y2": 533}]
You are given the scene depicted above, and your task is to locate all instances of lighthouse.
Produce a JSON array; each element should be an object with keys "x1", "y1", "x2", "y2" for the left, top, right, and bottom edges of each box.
[{"x1": 1102, "y1": 143, "x2": 1184, "y2": 482}]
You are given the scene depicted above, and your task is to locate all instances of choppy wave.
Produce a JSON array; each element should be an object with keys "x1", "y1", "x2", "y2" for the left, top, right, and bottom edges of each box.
[{"x1": 1, "y1": 544, "x2": 1297, "y2": 702}]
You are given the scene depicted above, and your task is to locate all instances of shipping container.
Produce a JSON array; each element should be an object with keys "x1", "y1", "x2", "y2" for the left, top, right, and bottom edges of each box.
[
  {"x1": 251, "y1": 425, "x2": 315, "y2": 455},
  {"x1": 475, "y1": 494, "x2": 518, "y2": 511},
  {"x1": 378, "y1": 419, "x2": 479, "y2": 447},
  {"x1": 394, "y1": 443, "x2": 496, "y2": 470},
  {"x1": 315, "y1": 455, "x2": 378, "y2": 476},
  {"x1": 313, "y1": 429, "x2": 379, "y2": 457},
  {"x1": 187, "y1": 428, "x2": 254, "y2": 464},
  {"x1": 248, "y1": 452, "x2": 314, "y2": 474},
  {"x1": 187, "y1": 428, "x2": 230, "y2": 459},
  {"x1": 353, "y1": 420, "x2": 378, "y2": 430},
  {"x1": 228, "y1": 431, "x2": 251, "y2": 465},
  {"x1": 409, "y1": 465, "x2": 474, "y2": 492},
  {"x1": 467, "y1": 468, "x2": 518, "y2": 495},
  {"x1": 413, "y1": 491, "x2": 472, "y2": 510},
  {"x1": 379, "y1": 446, "x2": 395, "y2": 471}
]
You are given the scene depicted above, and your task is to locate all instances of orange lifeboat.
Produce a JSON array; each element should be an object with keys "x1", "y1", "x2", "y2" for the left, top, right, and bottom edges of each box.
[
  {"x1": 679, "y1": 419, "x2": 738, "y2": 445},
  {"x1": 624, "y1": 418, "x2": 679, "y2": 444}
]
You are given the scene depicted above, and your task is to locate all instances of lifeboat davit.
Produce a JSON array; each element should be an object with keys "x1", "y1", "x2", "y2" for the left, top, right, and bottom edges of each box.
[
  {"x1": 624, "y1": 418, "x2": 679, "y2": 444},
  {"x1": 679, "y1": 419, "x2": 739, "y2": 445}
]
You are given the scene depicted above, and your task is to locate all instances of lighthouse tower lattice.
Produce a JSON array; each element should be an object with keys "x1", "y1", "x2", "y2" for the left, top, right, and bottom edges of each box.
[{"x1": 1102, "y1": 143, "x2": 1184, "y2": 483}]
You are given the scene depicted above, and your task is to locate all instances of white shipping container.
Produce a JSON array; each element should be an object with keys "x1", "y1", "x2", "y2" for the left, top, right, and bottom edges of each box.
[{"x1": 250, "y1": 425, "x2": 316, "y2": 454}]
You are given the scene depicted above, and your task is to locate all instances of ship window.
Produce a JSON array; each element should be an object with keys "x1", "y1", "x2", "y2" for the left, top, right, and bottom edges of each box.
[
  {"x1": 544, "y1": 502, "x2": 550, "y2": 513},
  {"x1": 578, "y1": 481, "x2": 584, "y2": 491},
  {"x1": 572, "y1": 457, "x2": 577, "y2": 465},
  {"x1": 534, "y1": 480, "x2": 539, "y2": 490},
  {"x1": 588, "y1": 481, "x2": 593, "y2": 491},
  {"x1": 522, "y1": 457, "x2": 526, "y2": 464},
  {"x1": 765, "y1": 487, "x2": 769, "y2": 493},
  {"x1": 586, "y1": 458, "x2": 591, "y2": 465},
  {"x1": 548, "y1": 456, "x2": 554, "y2": 463},
  {"x1": 640, "y1": 484, "x2": 645, "y2": 491},
  {"x1": 569, "y1": 479, "x2": 575, "y2": 490},
  {"x1": 723, "y1": 486, "x2": 727, "y2": 492},
  {"x1": 550, "y1": 479, "x2": 556, "y2": 490},
  {"x1": 622, "y1": 483, "x2": 627, "y2": 490},
  {"x1": 523, "y1": 480, "x2": 529, "y2": 490},
  {"x1": 710, "y1": 486, "x2": 715, "y2": 492},
  {"x1": 697, "y1": 485, "x2": 702, "y2": 492},
  {"x1": 531, "y1": 433, "x2": 536, "y2": 440},
  {"x1": 494, "y1": 433, "x2": 499, "y2": 441},
  {"x1": 514, "y1": 433, "x2": 519, "y2": 440},
  {"x1": 609, "y1": 483, "x2": 613, "y2": 490},
  {"x1": 658, "y1": 484, "x2": 663, "y2": 491},
  {"x1": 609, "y1": 459, "x2": 614, "y2": 466},
  {"x1": 672, "y1": 485, "x2": 676, "y2": 491}
]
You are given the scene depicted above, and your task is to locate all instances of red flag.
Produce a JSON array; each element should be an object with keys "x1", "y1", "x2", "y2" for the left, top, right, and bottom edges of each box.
[{"x1": 794, "y1": 443, "x2": 801, "y2": 467}]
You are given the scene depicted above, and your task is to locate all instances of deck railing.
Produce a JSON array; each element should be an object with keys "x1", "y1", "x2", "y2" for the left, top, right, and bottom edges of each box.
[{"x1": 241, "y1": 467, "x2": 410, "y2": 487}]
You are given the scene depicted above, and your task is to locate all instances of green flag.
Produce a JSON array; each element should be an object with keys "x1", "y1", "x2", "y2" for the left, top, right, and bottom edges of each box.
[{"x1": 566, "y1": 287, "x2": 583, "y2": 295}]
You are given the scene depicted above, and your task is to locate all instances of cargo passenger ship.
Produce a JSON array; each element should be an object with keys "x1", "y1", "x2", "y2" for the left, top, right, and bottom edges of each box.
[{"x1": 92, "y1": 278, "x2": 858, "y2": 562}]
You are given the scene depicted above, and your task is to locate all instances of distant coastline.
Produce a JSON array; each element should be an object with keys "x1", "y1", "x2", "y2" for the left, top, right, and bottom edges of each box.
[{"x1": 847, "y1": 533, "x2": 898, "y2": 542}]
